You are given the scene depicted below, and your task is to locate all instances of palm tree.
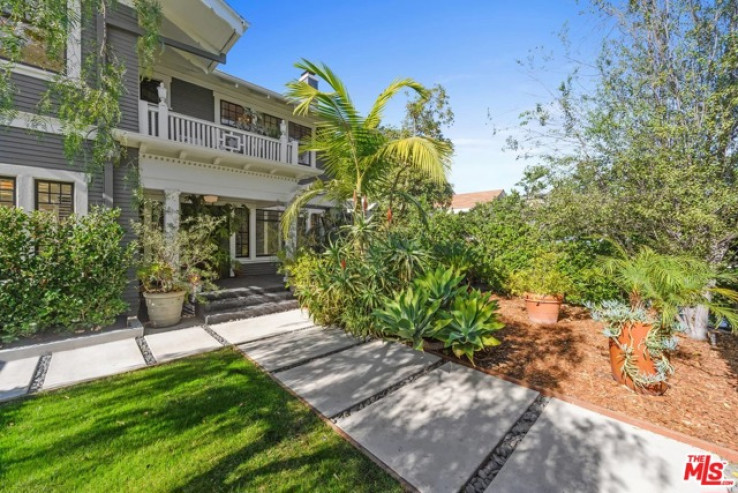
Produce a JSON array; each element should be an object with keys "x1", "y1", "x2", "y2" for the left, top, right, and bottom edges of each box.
[{"x1": 280, "y1": 60, "x2": 452, "y2": 239}]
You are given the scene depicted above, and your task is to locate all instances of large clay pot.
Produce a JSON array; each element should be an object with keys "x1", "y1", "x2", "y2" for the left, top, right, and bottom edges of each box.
[
  {"x1": 143, "y1": 291, "x2": 186, "y2": 328},
  {"x1": 524, "y1": 293, "x2": 563, "y2": 325},
  {"x1": 608, "y1": 322, "x2": 667, "y2": 396}
]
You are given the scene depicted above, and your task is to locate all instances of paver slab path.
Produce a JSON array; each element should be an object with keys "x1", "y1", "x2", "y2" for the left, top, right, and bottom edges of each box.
[
  {"x1": 338, "y1": 364, "x2": 539, "y2": 493},
  {"x1": 239, "y1": 327, "x2": 359, "y2": 371},
  {"x1": 145, "y1": 326, "x2": 221, "y2": 362},
  {"x1": 43, "y1": 339, "x2": 145, "y2": 389},
  {"x1": 487, "y1": 398, "x2": 716, "y2": 493},
  {"x1": 0, "y1": 357, "x2": 39, "y2": 401},
  {"x1": 210, "y1": 309, "x2": 313, "y2": 344},
  {"x1": 275, "y1": 340, "x2": 439, "y2": 417}
]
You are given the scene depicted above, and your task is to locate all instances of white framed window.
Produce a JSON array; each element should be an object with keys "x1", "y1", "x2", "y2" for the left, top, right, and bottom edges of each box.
[
  {"x1": 0, "y1": 163, "x2": 88, "y2": 216},
  {"x1": 0, "y1": 0, "x2": 82, "y2": 81}
]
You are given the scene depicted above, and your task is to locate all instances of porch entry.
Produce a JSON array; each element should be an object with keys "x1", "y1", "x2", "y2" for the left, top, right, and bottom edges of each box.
[{"x1": 178, "y1": 196, "x2": 284, "y2": 279}]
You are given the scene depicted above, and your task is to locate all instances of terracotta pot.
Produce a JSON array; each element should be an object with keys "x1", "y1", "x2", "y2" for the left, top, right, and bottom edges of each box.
[
  {"x1": 523, "y1": 293, "x2": 563, "y2": 325},
  {"x1": 608, "y1": 322, "x2": 667, "y2": 396},
  {"x1": 143, "y1": 291, "x2": 186, "y2": 328}
]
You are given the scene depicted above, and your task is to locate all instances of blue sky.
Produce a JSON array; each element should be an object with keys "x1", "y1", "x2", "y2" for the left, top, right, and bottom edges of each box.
[{"x1": 221, "y1": 1, "x2": 604, "y2": 193}]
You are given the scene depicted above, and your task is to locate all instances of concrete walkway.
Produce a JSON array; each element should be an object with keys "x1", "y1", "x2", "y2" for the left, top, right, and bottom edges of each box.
[{"x1": 1, "y1": 309, "x2": 734, "y2": 493}]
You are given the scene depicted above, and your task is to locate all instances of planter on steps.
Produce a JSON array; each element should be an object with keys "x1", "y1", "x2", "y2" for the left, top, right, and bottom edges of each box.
[{"x1": 143, "y1": 291, "x2": 186, "y2": 328}]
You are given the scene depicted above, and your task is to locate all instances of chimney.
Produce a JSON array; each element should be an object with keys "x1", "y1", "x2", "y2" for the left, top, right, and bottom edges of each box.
[{"x1": 300, "y1": 70, "x2": 318, "y2": 89}]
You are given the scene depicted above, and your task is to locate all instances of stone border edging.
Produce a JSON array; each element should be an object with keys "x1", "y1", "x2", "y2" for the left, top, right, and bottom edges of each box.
[
  {"x1": 426, "y1": 348, "x2": 738, "y2": 463},
  {"x1": 0, "y1": 318, "x2": 145, "y2": 362}
]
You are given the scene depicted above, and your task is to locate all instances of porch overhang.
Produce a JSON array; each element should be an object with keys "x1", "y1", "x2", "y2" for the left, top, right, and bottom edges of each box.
[
  {"x1": 115, "y1": 130, "x2": 323, "y2": 181},
  {"x1": 160, "y1": 0, "x2": 248, "y2": 72}
]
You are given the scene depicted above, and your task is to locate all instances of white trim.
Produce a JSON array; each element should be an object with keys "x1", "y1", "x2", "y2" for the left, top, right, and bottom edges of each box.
[
  {"x1": 66, "y1": 0, "x2": 82, "y2": 79},
  {"x1": 0, "y1": 163, "x2": 89, "y2": 216}
]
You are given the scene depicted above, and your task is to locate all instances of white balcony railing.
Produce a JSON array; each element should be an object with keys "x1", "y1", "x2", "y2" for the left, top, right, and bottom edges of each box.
[{"x1": 138, "y1": 101, "x2": 315, "y2": 167}]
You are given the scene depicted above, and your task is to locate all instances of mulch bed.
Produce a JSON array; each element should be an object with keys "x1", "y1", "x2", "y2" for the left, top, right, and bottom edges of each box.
[{"x1": 463, "y1": 297, "x2": 738, "y2": 451}]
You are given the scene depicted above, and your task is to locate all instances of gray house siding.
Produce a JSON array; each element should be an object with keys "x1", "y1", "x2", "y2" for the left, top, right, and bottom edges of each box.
[
  {"x1": 107, "y1": 7, "x2": 140, "y2": 132},
  {"x1": 171, "y1": 78, "x2": 214, "y2": 122}
]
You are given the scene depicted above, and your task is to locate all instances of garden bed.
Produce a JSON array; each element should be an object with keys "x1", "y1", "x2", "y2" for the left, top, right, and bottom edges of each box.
[{"x1": 460, "y1": 297, "x2": 738, "y2": 451}]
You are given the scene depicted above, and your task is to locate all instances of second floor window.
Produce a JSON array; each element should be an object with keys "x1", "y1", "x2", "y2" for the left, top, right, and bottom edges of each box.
[
  {"x1": 289, "y1": 123, "x2": 313, "y2": 165},
  {"x1": 36, "y1": 180, "x2": 73, "y2": 221},
  {"x1": 0, "y1": 14, "x2": 65, "y2": 72},
  {"x1": 220, "y1": 100, "x2": 245, "y2": 128},
  {"x1": 0, "y1": 176, "x2": 15, "y2": 208}
]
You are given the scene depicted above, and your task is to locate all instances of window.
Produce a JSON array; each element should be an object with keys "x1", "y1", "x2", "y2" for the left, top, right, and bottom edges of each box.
[
  {"x1": 0, "y1": 176, "x2": 15, "y2": 208},
  {"x1": 235, "y1": 207, "x2": 249, "y2": 257},
  {"x1": 140, "y1": 78, "x2": 162, "y2": 104},
  {"x1": 35, "y1": 180, "x2": 73, "y2": 220},
  {"x1": 261, "y1": 113, "x2": 282, "y2": 138},
  {"x1": 220, "y1": 100, "x2": 244, "y2": 128},
  {"x1": 256, "y1": 209, "x2": 281, "y2": 257},
  {"x1": 0, "y1": 14, "x2": 65, "y2": 72},
  {"x1": 289, "y1": 122, "x2": 313, "y2": 165}
]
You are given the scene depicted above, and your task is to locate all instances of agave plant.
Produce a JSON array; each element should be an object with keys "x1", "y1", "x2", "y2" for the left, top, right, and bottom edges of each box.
[
  {"x1": 373, "y1": 288, "x2": 445, "y2": 350},
  {"x1": 436, "y1": 290, "x2": 504, "y2": 364},
  {"x1": 413, "y1": 267, "x2": 466, "y2": 307}
]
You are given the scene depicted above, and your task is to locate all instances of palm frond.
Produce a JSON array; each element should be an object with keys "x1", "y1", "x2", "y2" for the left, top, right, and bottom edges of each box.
[
  {"x1": 365, "y1": 79, "x2": 426, "y2": 129},
  {"x1": 280, "y1": 180, "x2": 327, "y2": 240},
  {"x1": 377, "y1": 136, "x2": 451, "y2": 184}
]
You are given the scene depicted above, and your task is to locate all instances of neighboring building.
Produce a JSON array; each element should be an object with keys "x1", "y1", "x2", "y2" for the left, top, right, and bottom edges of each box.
[
  {"x1": 0, "y1": 0, "x2": 324, "y2": 316},
  {"x1": 449, "y1": 189, "x2": 506, "y2": 213}
]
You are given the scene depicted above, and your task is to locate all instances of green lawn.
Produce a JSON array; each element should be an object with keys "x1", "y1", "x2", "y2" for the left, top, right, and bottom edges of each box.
[{"x1": 0, "y1": 349, "x2": 401, "y2": 492}]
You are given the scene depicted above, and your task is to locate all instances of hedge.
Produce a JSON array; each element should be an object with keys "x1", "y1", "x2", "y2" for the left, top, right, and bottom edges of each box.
[{"x1": 0, "y1": 207, "x2": 134, "y2": 343}]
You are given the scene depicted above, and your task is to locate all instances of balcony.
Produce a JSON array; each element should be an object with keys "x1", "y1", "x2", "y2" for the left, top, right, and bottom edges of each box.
[{"x1": 137, "y1": 101, "x2": 315, "y2": 168}]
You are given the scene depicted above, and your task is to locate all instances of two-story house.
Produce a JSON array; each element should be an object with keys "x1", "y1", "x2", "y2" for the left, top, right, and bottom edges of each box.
[{"x1": 0, "y1": 0, "x2": 324, "y2": 317}]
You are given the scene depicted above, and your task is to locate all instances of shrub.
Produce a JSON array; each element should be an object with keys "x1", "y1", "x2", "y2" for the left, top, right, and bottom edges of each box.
[
  {"x1": 133, "y1": 208, "x2": 225, "y2": 294},
  {"x1": 0, "y1": 207, "x2": 133, "y2": 342},
  {"x1": 507, "y1": 252, "x2": 575, "y2": 298}
]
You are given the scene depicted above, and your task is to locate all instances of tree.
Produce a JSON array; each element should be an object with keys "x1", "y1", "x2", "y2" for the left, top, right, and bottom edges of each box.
[
  {"x1": 0, "y1": 0, "x2": 162, "y2": 173},
  {"x1": 513, "y1": 0, "x2": 738, "y2": 339},
  {"x1": 383, "y1": 84, "x2": 455, "y2": 218},
  {"x1": 280, "y1": 60, "x2": 452, "y2": 240}
]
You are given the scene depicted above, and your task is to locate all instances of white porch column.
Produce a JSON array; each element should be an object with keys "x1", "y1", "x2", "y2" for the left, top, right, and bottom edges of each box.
[
  {"x1": 249, "y1": 207, "x2": 257, "y2": 261},
  {"x1": 287, "y1": 214, "x2": 298, "y2": 259},
  {"x1": 305, "y1": 211, "x2": 312, "y2": 233},
  {"x1": 164, "y1": 189, "x2": 180, "y2": 242},
  {"x1": 279, "y1": 120, "x2": 288, "y2": 163},
  {"x1": 157, "y1": 83, "x2": 169, "y2": 139},
  {"x1": 138, "y1": 100, "x2": 149, "y2": 135}
]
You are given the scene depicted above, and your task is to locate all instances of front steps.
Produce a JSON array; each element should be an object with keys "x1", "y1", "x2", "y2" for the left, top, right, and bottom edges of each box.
[{"x1": 197, "y1": 284, "x2": 299, "y2": 325}]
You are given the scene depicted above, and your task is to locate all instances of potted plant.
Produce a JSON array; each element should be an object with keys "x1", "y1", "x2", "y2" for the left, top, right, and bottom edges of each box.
[
  {"x1": 508, "y1": 252, "x2": 574, "y2": 325},
  {"x1": 589, "y1": 248, "x2": 738, "y2": 395},
  {"x1": 134, "y1": 209, "x2": 224, "y2": 328}
]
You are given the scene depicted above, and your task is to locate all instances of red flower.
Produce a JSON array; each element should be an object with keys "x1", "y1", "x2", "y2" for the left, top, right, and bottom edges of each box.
[
  {"x1": 340, "y1": 259, "x2": 346, "y2": 270},
  {"x1": 387, "y1": 207, "x2": 393, "y2": 223}
]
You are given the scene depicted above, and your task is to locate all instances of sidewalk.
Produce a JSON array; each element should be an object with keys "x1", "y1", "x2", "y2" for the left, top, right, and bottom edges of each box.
[{"x1": 1, "y1": 309, "x2": 735, "y2": 492}]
